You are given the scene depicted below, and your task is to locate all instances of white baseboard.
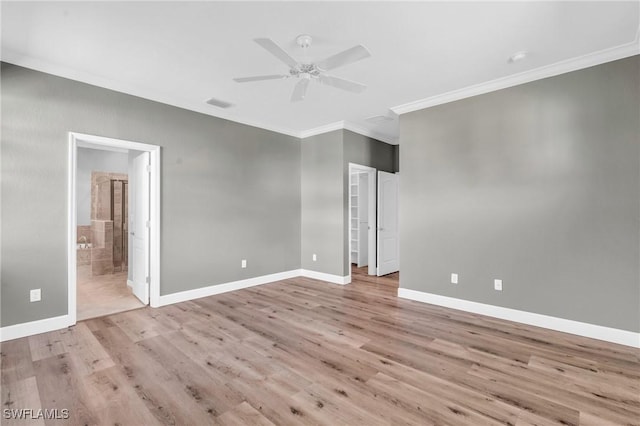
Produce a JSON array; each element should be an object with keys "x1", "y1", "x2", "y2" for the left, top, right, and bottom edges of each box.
[
  {"x1": 301, "y1": 269, "x2": 351, "y2": 285},
  {"x1": 156, "y1": 269, "x2": 302, "y2": 306},
  {"x1": 0, "y1": 268, "x2": 353, "y2": 341},
  {"x1": 398, "y1": 288, "x2": 640, "y2": 348},
  {"x1": 0, "y1": 314, "x2": 73, "y2": 342},
  {"x1": 127, "y1": 279, "x2": 133, "y2": 288}
]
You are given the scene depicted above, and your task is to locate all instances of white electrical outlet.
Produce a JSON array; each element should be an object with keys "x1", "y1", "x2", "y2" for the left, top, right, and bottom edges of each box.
[
  {"x1": 241, "y1": 259, "x2": 247, "y2": 268},
  {"x1": 451, "y1": 273, "x2": 458, "y2": 284},
  {"x1": 494, "y1": 279, "x2": 503, "y2": 291},
  {"x1": 312, "y1": 254, "x2": 317, "y2": 262},
  {"x1": 30, "y1": 289, "x2": 41, "y2": 302}
]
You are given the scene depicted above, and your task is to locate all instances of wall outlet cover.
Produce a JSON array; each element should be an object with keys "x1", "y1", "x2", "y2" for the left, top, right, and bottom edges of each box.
[
  {"x1": 451, "y1": 273, "x2": 458, "y2": 284},
  {"x1": 30, "y1": 288, "x2": 41, "y2": 302},
  {"x1": 312, "y1": 254, "x2": 317, "y2": 261},
  {"x1": 241, "y1": 259, "x2": 247, "y2": 268},
  {"x1": 494, "y1": 279, "x2": 503, "y2": 291}
]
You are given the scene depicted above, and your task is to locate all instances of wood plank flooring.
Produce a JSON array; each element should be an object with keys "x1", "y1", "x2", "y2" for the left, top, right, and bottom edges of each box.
[{"x1": 2, "y1": 270, "x2": 639, "y2": 425}]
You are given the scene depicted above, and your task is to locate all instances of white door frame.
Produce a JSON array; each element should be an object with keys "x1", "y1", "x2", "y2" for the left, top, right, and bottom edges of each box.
[
  {"x1": 68, "y1": 132, "x2": 161, "y2": 325},
  {"x1": 348, "y1": 163, "x2": 377, "y2": 281}
]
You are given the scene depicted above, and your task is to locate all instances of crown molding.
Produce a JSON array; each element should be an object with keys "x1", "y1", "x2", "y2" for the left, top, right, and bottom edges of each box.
[
  {"x1": 391, "y1": 38, "x2": 640, "y2": 115},
  {"x1": 6, "y1": 34, "x2": 637, "y2": 144},
  {"x1": 0, "y1": 49, "x2": 303, "y2": 139},
  {"x1": 298, "y1": 121, "x2": 345, "y2": 139},
  {"x1": 343, "y1": 122, "x2": 398, "y2": 145},
  {"x1": 1, "y1": 50, "x2": 395, "y2": 144},
  {"x1": 298, "y1": 120, "x2": 397, "y2": 145}
]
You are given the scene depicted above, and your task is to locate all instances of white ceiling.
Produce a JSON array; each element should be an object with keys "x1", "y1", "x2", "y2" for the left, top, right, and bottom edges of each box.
[{"x1": 2, "y1": 1, "x2": 639, "y2": 144}]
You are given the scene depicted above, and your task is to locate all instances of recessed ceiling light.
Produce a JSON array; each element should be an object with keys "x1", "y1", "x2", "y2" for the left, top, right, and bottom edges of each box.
[
  {"x1": 508, "y1": 51, "x2": 528, "y2": 64},
  {"x1": 205, "y1": 97, "x2": 234, "y2": 109}
]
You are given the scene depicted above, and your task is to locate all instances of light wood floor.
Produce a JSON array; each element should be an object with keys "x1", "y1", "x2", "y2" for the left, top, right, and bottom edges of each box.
[
  {"x1": 351, "y1": 264, "x2": 399, "y2": 288},
  {"x1": 77, "y1": 265, "x2": 145, "y2": 321},
  {"x1": 2, "y1": 272, "x2": 638, "y2": 425}
]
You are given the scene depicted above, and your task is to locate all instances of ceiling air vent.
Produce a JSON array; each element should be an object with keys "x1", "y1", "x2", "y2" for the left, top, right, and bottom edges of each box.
[{"x1": 205, "y1": 97, "x2": 234, "y2": 109}]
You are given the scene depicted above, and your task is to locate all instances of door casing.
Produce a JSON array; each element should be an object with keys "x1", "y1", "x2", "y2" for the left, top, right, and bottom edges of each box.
[
  {"x1": 68, "y1": 132, "x2": 161, "y2": 326},
  {"x1": 348, "y1": 163, "x2": 377, "y2": 281}
]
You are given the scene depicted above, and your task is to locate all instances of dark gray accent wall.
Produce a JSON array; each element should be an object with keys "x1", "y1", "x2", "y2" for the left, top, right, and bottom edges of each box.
[
  {"x1": 301, "y1": 131, "x2": 344, "y2": 276},
  {"x1": 1, "y1": 63, "x2": 301, "y2": 327},
  {"x1": 344, "y1": 130, "x2": 397, "y2": 173},
  {"x1": 399, "y1": 56, "x2": 640, "y2": 332},
  {"x1": 393, "y1": 145, "x2": 400, "y2": 173},
  {"x1": 343, "y1": 130, "x2": 396, "y2": 275}
]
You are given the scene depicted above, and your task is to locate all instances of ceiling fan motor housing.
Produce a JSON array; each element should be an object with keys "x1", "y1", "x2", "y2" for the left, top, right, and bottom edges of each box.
[{"x1": 291, "y1": 63, "x2": 321, "y2": 79}]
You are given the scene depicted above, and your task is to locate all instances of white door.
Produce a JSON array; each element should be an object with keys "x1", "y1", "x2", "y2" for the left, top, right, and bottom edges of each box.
[
  {"x1": 131, "y1": 151, "x2": 150, "y2": 304},
  {"x1": 377, "y1": 171, "x2": 399, "y2": 276}
]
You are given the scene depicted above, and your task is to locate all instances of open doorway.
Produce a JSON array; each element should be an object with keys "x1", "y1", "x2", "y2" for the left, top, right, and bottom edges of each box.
[
  {"x1": 76, "y1": 153, "x2": 141, "y2": 320},
  {"x1": 68, "y1": 133, "x2": 160, "y2": 324},
  {"x1": 348, "y1": 163, "x2": 399, "y2": 287}
]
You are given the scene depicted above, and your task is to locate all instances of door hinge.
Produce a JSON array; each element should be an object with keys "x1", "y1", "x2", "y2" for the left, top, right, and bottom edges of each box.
[
  {"x1": 146, "y1": 276, "x2": 150, "y2": 284},
  {"x1": 146, "y1": 220, "x2": 151, "y2": 228},
  {"x1": 146, "y1": 164, "x2": 151, "y2": 173}
]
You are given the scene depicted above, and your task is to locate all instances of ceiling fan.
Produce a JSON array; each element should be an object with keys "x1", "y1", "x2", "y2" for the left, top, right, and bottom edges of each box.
[{"x1": 233, "y1": 35, "x2": 371, "y2": 102}]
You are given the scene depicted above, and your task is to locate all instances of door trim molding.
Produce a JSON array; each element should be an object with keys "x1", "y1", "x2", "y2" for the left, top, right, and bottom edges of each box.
[
  {"x1": 348, "y1": 163, "x2": 377, "y2": 281},
  {"x1": 68, "y1": 132, "x2": 162, "y2": 327}
]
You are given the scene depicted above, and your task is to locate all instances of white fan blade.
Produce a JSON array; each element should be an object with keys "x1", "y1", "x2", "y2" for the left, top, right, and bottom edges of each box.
[
  {"x1": 254, "y1": 38, "x2": 299, "y2": 69},
  {"x1": 291, "y1": 78, "x2": 310, "y2": 102},
  {"x1": 319, "y1": 74, "x2": 366, "y2": 93},
  {"x1": 233, "y1": 74, "x2": 288, "y2": 83},
  {"x1": 316, "y1": 45, "x2": 371, "y2": 71}
]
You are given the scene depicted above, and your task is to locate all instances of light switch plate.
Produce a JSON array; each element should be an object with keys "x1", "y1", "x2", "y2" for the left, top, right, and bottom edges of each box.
[
  {"x1": 451, "y1": 273, "x2": 458, "y2": 284},
  {"x1": 241, "y1": 259, "x2": 247, "y2": 268}
]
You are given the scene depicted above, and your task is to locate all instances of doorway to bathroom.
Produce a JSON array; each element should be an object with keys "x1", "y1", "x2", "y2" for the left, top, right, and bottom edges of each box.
[{"x1": 68, "y1": 132, "x2": 161, "y2": 324}]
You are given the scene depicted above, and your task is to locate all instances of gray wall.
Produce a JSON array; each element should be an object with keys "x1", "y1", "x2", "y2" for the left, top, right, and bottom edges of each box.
[
  {"x1": 301, "y1": 131, "x2": 345, "y2": 276},
  {"x1": 76, "y1": 147, "x2": 129, "y2": 226},
  {"x1": 300, "y1": 130, "x2": 396, "y2": 277},
  {"x1": 1, "y1": 63, "x2": 301, "y2": 327},
  {"x1": 399, "y1": 56, "x2": 640, "y2": 332},
  {"x1": 343, "y1": 130, "x2": 396, "y2": 275}
]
